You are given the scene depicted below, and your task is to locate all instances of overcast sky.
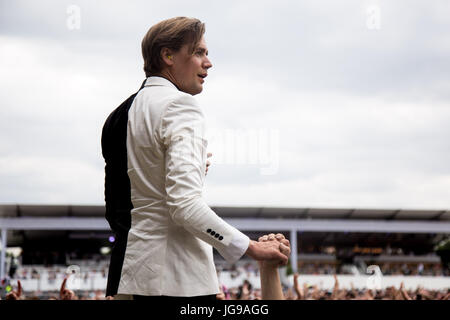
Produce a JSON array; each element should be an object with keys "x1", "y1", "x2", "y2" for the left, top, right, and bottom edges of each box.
[{"x1": 0, "y1": 0, "x2": 449, "y2": 210}]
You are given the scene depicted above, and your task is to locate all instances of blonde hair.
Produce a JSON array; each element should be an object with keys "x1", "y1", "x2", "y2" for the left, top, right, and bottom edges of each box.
[{"x1": 141, "y1": 17, "x2": 205, "y2": 77}]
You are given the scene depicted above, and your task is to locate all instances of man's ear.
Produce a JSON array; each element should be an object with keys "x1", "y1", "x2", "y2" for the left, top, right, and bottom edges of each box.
[{"x1": 160, "y1": 47, "x2": 174, "y2": 67}]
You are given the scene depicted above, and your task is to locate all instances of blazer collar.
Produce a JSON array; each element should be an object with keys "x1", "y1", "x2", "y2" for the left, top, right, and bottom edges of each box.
[{"x1": 144, "y1": 76, "x2": 179, "y2": 90}]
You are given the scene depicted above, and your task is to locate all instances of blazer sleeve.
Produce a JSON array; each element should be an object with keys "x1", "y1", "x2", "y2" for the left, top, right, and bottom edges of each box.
[{"x1": 161, "y1": 93, "x2": 250, "y2": 263}]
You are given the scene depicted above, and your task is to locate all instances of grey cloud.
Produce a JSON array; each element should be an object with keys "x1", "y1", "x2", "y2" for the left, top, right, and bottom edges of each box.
[{"x1": 1, "y1": 0, "x2": 449, "y2": 207}]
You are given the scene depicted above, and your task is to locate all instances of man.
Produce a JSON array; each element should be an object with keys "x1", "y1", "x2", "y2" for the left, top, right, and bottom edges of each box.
[{"x1": 102, "y1": 17, "x2": 288, "y2": 299}]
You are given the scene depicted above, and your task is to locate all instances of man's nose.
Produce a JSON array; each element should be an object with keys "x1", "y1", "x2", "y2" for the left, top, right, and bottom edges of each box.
[{"x1": 204, "y1": 56, "x2": 212, "y2": 69}]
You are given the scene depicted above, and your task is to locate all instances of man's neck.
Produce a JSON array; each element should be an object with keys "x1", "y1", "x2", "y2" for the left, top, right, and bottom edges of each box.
[{"x1": 151, "y1": 71, "x2": 180, "y2": 91}]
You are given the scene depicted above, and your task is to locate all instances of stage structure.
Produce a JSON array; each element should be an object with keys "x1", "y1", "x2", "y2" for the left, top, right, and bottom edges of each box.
[{"x1": 1, "y1": 205, "x2": 450, "y2": 279}]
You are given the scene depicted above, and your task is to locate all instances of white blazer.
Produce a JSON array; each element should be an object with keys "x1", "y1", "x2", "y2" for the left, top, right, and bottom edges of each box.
[{"x1": 117, "y1": 76, "x2": 250, "y2": 296}]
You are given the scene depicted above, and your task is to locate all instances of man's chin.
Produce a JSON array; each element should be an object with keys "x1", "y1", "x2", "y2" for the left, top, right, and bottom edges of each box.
[{"x1": 190, "y1": 86, "x2": 203, "y2": 96}]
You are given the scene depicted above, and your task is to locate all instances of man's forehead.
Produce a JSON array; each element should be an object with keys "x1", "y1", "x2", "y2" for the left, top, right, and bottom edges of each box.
[
  {"x1": 196, "y1": 39, "x2": 208, "y2": 51},
  {"x1": 181, "y1": 37, "x2": 208, "y2": 54}
]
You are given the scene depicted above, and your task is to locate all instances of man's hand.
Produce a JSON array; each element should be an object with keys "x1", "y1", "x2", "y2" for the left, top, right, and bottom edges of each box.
[
  {"x1": 293, "y1": 273, "x2": 304, "y2": 300},
  {"x1": 5, "y1": 280, "x2": 23, "y2": 300},
  {"x1": 60, "y1": 276, "x2": 76, "y2": 300},
  {"x1": 399, "y1": 281, "x2": 412, "y2": 300},
  {"x1": 240, "y1": 281, "x2": 250, "y2": 300},
  {"x1": 246, "y1": 233, "x2": 290, "y2": 267},
  {"x1": 331, "y1": 274, "x2": 339, "y2": 300},
  {"x1": 256, "y1": 233, "x2": 290, "y2": 300}
]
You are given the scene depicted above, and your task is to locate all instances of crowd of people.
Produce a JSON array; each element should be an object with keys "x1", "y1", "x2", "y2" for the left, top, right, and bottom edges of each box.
[
  {"x1": 2, "y1": 259, "x2": 447, "y2": 300},
  {"x1": 11, "y1": 265, "x2": 109, "y2": 281},
  {"x1": 379, "y1": 262, "x2": 448, "y2": 276},
  {"x1": 1, "y1": 278, "x2": 111, "y2": 300},
  {"x1": 2, "y1": 272, "x2": 449, "y2": 300},
  {"x1": 9, "y1": 260, "x2": 446, "y2": 285},
  {"x1": 2, "y1": 237, "x2": 448, "y2": 300},
  {"x1": 298, "y1": 261, "x2": 447, "y2": 276},
  {"x1": 217, "y1": 274, "x2": 450, "y2": 300},
  {"x1": 218, "y1": 260, "x2": 447, "y2": 277}
]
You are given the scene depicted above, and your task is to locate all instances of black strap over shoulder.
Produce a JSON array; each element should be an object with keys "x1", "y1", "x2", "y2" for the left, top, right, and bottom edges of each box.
[{"x1": 101, "y1": 80, "x2": 146, "y2": 234}]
